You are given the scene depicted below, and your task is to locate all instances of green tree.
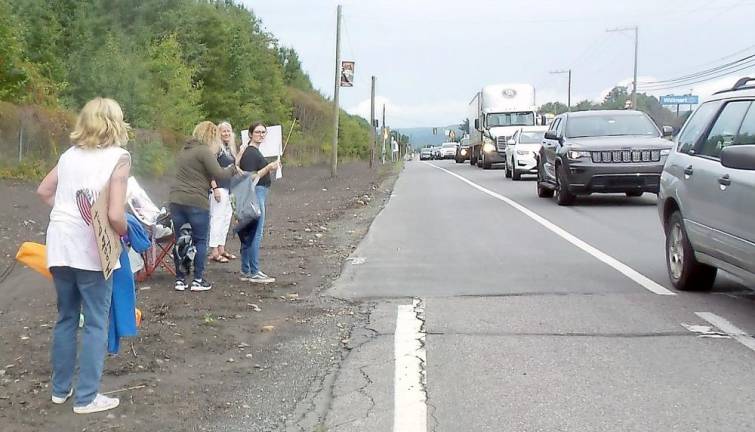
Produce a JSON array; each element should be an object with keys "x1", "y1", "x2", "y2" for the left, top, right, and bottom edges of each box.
[
  {"x1": 148, "y1": 34, "x2": 203, "y2": 132},
  {"x1": 539, "y1": 101, "x2": 569, "y2": 115}
]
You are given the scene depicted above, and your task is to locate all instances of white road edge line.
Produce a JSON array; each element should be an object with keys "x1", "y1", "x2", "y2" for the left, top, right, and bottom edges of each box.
[
  {"x1": 394, "y1": 298, "x2": 427, "y2": 432},
  {"x1": 426, "y1": 163, "x2": 676, "y2": 296},
  {"x1": 696, "y1": 312, "x2": 755, "y2": 352}
]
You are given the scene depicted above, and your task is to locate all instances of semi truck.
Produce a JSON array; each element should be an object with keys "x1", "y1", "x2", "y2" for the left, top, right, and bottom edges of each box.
[{"x1": 467, "y1": 83, "x2": 541, "y2": 169}]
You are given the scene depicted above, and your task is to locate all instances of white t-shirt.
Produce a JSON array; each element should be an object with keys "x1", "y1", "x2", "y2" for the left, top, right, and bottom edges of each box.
[{"x1": 46, "y1": 146, "x2": 130, "y2": 271}]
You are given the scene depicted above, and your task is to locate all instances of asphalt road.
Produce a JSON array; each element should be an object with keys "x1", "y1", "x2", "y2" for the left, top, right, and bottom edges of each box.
[{"x1": 303, "y1": 159, "x2": 755, "y2": 432}]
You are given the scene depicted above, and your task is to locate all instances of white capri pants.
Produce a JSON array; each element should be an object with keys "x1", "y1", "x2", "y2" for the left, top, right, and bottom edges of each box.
[{"x1": 209, "y1": 188, "x2": 233, "y2": 248}]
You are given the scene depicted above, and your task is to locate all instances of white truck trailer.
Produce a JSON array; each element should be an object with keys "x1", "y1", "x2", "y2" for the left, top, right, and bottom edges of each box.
[{"x1": 467, "y1": 83, "x2": 540, "y2": 169}]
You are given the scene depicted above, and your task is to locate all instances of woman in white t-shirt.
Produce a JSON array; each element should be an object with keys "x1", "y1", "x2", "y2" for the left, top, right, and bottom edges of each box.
[{"x1": 37, "y1": 97, "x2": 131, "y2": 415}]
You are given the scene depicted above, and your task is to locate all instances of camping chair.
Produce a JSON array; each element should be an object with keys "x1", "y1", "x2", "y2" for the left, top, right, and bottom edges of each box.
[{"x1": 135, "y1": 213, "x2": 176, "y2": 282}]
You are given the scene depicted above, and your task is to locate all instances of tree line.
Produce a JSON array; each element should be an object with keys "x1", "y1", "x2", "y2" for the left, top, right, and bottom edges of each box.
[{"x1": 0, "y1": 0, "x2": 374, "y2": 177}]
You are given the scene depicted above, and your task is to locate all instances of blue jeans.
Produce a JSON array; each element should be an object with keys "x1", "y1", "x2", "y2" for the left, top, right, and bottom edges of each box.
[
  {"x1": 170, "y1": 203, "x2": 210, "y2": 281},
  {"x1": 50, "y1": 266, "x2": 113, "y2": 406},
  {"x1": 239, "y1": 185, "x2": 269, "y2": 275}
]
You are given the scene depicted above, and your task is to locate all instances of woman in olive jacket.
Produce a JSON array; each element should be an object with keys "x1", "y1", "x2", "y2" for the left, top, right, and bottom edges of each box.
[{"x1": 169, "y1": 121, "x2": 236, "y2": 292}]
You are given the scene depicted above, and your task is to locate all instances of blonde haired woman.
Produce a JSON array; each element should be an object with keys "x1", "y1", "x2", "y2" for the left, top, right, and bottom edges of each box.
[
  {"x1": 169, "y1": 121, "x2": 236, "y2": 292},
  {"x1": 37, "y1": 97, "x2": 131, "y2": 414},
  {"x1": 208, "y1": 121, "x2": 238, "y2": 263}
]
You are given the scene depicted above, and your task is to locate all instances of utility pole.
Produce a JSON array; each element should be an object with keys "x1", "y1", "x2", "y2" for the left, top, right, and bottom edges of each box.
[
  {"x1": 550, "y1": 69, "x2": 572, "y2": 111},
  {"x1": 607, "y1": 26, "x2": 638, "y2": 109},
  {"x1": 369, "y1": 76, "x2": 376, "y2": 169},
  {"x1": 381, "y1": 104, "x2": 386, "y2": 164},
  {"x1": 330, "y1": 5, "x2": 342, "y2": 178}
]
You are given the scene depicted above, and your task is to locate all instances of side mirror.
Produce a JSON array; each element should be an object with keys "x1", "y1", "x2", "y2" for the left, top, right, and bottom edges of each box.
[
  {"x1": 507, "y1": 139, "x2": 516, "y2": 146},
  {"x1": 544, "y1": 131, "x2": 558, "y2": 141},
  {"x1": 662, "y1": 125, "x2": 673, "y2": 138},
  {"x1": 474, "y1": 119, "x2": 480, "y2": 131},
  {"x1": 721, "y1": 145, "x2": 755, "y2": 170},
  {"x1": 373, "y1": 119, "x2": 379, "y2": 128}
]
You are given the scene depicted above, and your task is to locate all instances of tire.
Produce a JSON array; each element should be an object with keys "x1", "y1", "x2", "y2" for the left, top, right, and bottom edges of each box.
[
  {"x1": 504, "y1": 159, "x2": 512, "y2": 178},
  {"x1": 554, "y1": 164, "x2": 575, "y2": 206},
  {"x1": 665, "y1": 211, "x2": 717, "y2": 291},
  {"x1": 536, "y1": 160, "x2": 554, "y2": 198},
  {"x1": 481, "y1": 153, "x2": 491, "y2": 169},
  {"x1": 511, "y1": 158, "x2": 521, "y2": 180},
  {"x1": 626, "y1": 191, "x2": 643, "y2": 197}
]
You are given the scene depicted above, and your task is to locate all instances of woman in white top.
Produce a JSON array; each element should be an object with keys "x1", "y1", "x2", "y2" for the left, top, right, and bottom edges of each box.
[{"x1": 37, "y1": 97, "x2": 131, "y2": 415}]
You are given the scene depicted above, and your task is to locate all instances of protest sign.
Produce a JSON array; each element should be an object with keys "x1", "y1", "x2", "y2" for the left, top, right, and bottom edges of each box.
[{"x1": 91, "y1": 185, "x2": 121, "y2": 279}]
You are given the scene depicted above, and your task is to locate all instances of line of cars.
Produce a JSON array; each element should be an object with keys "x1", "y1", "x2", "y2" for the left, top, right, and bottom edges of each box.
[
  {"x1": 454, "y1": 78, "x2": 755, "y2": 292},
  {"x1": 419, "y1": 142, "x2": 461, "y2": 160}
]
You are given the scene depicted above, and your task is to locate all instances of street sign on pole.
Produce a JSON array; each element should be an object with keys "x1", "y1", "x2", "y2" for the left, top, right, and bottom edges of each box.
[
  {"x1": 340, "y1": 61, "x2": 354, "y2": 87},
  {"x1": 660, "y1": 95, "x2": 699, "y2": 105}
]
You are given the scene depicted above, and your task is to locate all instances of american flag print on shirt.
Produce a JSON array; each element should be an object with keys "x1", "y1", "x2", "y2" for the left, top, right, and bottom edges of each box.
[{"x1": 76, "y1": 189, "x2": 95, "y2": 225}]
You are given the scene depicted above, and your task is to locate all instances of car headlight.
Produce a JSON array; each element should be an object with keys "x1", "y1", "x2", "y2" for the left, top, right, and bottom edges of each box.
[
  {"x1": 483, "y1": 143, "x2": 496, "y2": 153},
  {"x1": 660, "y1": 149, "x2": 671, "y2": 156},
  {"x1": 461, "y1": 149, "x2": 467, "y2": 155},
  {"x1": 567, "y1": 150, "x2": 590, "y2": 160}
]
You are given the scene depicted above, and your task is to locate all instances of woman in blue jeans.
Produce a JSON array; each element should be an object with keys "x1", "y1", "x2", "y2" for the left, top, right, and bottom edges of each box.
[
  {"x1": 169, "y1": 121, "x2": 236, "y2": 291},
  {"x1": 237, "y1": 122, "x2": 280, "y2": 283},
  {"x1": 37, "y1": 97, "x2": 131, "y2": 414}
]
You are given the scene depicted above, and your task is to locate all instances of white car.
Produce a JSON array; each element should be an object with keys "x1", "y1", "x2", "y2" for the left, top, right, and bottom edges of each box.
[
  {"x1": 439, "y1": 142, "x2": 458, "y2": 159},
  {"x1": 504, "y1": 126, "x2": 548, "y2": 180}
]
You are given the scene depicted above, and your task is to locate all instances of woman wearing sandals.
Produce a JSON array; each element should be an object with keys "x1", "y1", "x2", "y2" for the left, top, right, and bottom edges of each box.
[
  {"x1": 208, "y1": 121, "x2": 237, "y2": 263},
  {"x1": 237, "y1": 122, "x2": 279, "y2": 283}
]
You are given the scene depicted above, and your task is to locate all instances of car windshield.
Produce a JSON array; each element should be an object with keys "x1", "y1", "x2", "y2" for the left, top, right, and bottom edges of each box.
[
  {"x1": 519, "y1": 131, "x2": 545, "y2": 144},
  {"x1": 565, "y1": 114, "x2": 659, "y2": 138},
  {"x1": 442, "y1": 143, "x2": 456, "y2": 148},
  {"x1": 487, "y1": 112, "x2": 535, "y2": 127}
]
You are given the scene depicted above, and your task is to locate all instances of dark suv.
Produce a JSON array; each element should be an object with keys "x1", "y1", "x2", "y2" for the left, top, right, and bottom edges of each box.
[{"x1": 536, "y1": 110, "x2": 674, "y2": 205}]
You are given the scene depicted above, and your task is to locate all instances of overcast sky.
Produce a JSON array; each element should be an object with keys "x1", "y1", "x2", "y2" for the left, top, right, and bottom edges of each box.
[{"x1": 243, "y1": 0, "x2": 755, "y2": 127}]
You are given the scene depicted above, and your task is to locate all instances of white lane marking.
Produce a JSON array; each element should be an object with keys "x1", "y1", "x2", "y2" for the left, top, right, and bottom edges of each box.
[
  {"x1": 394, "y1": 298, "x2": 427, "y2": 432},
  {"x1": 696, "y1": 312, "x2": 755, "y2": 352},
  {"x1": 427, "y1": 163, "x2": 676, "y2": 296}
]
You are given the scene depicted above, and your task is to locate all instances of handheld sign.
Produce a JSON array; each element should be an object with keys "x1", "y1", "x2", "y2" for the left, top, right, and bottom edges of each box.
[{"x1": 91, "y1": 184, "x2": 121, "y2": 279}]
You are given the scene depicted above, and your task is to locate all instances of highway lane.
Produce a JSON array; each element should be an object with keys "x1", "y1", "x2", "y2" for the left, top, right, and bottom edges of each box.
[{"x1": 305, "y1": 159, "x2": 755, "y2": 432}]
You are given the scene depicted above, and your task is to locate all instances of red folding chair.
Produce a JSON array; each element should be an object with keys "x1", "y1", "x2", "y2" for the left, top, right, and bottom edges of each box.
[{"x1": 135, "y1": 218, "x2": 176, "y2": 282}]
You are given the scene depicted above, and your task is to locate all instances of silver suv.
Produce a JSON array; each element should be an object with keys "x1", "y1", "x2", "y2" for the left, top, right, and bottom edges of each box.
[{"x1": 658, "y1": 77, "x2": 755, "y2": 291}]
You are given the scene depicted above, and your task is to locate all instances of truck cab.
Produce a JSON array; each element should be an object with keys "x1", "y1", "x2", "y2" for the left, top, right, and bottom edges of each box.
[{"x1": 468, "y1": 84, "x2": 541, "y2": 169}]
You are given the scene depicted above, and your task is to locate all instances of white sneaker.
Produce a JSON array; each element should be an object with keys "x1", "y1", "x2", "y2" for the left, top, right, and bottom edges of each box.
[
  {"x1": 174, "y1": 279, "x2": 187, "y2": 291},
  {"x1": 249, "y1": 272, "x2": 275, "y2": 284},
  {"x1": 73, "y1": 393, "x2": 119, "y2": 414},
  {"x1": 190, "y1": 279, "x2": 213, "y2": 291},
  {"x1": 52, "y1": 388, "x2": 73, "y2": 404}
]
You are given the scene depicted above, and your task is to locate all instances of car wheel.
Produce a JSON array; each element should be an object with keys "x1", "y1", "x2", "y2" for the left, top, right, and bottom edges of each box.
[
  {"x1": 511, "y1": 158, "x2": 521, "y2": 181},
  {"x1": 482, "y1": 153, "x2": 491, "y2": 169},
  {"x1": 504, "y1": 158, "x2": 512, "y2": 178},
  {"x1": 666, "y1": 211, "x2": 717, "y2": 291},
  {"x1": 536, "y1": 160, "x2": 554, "y2": 198},
  {"x1": 554, "y1": 164, "x2": 575, "y2": 206},
  {"x1": 626, "y1": 191, "x2": 643, "y2": 197}
]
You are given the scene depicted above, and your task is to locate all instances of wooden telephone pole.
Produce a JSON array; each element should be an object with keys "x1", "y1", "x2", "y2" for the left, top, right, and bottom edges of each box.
[{"x1": 330, "y1": 5, "x2": 342, "y2": 177}]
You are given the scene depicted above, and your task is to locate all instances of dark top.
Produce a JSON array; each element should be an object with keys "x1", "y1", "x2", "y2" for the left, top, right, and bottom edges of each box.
[
  {"x1": 214, "y1": 144, "x2": 235, "y2": 190},
  {"x1": 169, "y1": 138, "x2": 235, "y2": 210},
  {"x1": 239, "y1": 145, "x2": 272, "y2": 187}
]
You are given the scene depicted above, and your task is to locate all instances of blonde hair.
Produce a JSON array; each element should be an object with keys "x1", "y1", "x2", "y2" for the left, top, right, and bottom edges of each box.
[
  {"x1": 70, "y1": 97, "x2": 130, "y2": 149},
  {"x1": 218, "y1": 121, "x2": 238, "y2": 158},
  {"x1": 192, "y1": 121, "x2": 222, "y2": 155}
]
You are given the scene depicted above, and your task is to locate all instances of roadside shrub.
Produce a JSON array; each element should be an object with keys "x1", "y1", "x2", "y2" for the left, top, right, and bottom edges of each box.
[{"x1": 130, "y1": 140, "x2": 173, "y2": 178}]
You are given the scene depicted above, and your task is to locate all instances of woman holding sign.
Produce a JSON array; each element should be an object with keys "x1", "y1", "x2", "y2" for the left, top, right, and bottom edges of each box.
[
  {"x1": 36, "y1": 97, "x2": 131, "y2": 414},
  {"x1": 237, "y1": 122, "x2": 279, "y2": 283}
]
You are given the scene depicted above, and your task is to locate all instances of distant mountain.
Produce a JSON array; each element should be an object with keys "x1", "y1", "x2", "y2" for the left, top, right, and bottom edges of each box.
[{"x1": 397, "y1": 125, "x2": 465, "y2": 149}]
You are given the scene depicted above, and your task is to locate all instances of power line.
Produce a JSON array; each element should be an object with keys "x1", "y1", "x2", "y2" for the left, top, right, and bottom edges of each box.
[
  {"x1": 638, "y1": 62, "x2": 755, "y2": 91},
  {"x1": 639, "y1": 53, "x2": 755, "y2": 86}
]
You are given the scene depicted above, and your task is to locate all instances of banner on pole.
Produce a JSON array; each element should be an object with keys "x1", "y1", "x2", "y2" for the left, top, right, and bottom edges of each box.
[{"x1": 340, "y1": 61, "x2": 354, "y2": 87}]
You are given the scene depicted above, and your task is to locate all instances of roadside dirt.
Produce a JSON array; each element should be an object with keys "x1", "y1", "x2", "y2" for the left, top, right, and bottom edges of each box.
[{"x1": 0, "y1": 160, "x2": 401, "y2": 432}]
